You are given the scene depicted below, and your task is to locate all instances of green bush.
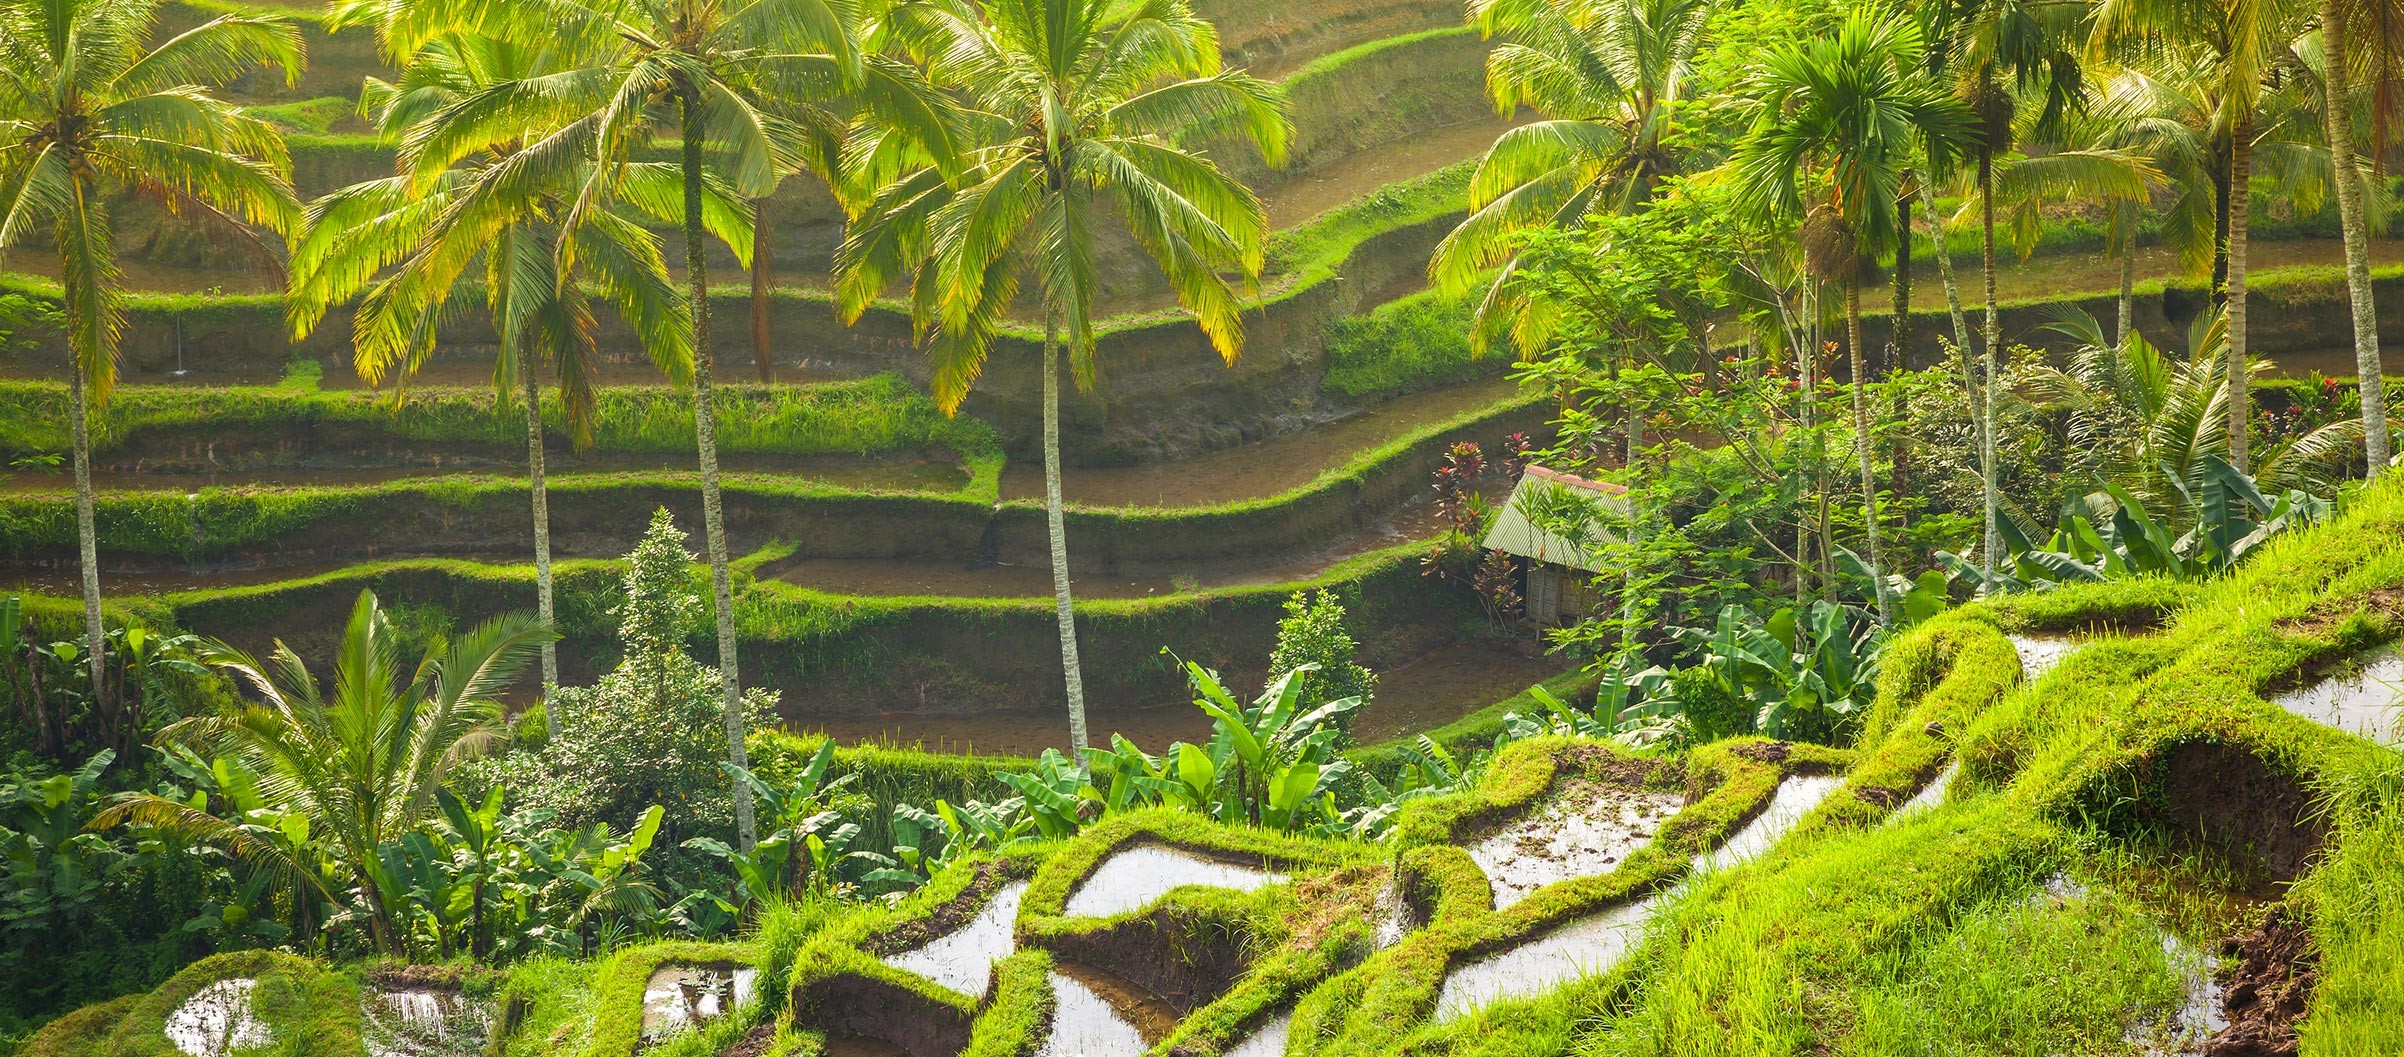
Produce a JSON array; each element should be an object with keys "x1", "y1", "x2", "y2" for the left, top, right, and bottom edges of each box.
[{"x1": 1320, "y1": 287, "x2": 1492, "y2": 402}]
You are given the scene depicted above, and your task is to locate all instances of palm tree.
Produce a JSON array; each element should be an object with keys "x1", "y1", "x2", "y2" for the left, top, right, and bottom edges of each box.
[
  {"x1": 840, "y1": 0, "x2": 1290, "y2": 752},
  {"x1": 2305, "y1": 9, "x2": 2393, "y2": 472},
  {"x1": 287, "y1": 24, "x2": 707, "y2": 737},
  {"x1": 0, "y1": 0, "x2": 302, "y2": 703},
  {"x1": 411, "y1": 0, "x2": 947, "y2": 847},
  {"x1": 1429, "y1": 0, "x2": 1713, "y2": 352},
  {"x1": 2094, "y1": 0, "x2": 2315, "y2": 471},
  {"x1": 1736, "y1": 12, "x2": 1971, "y2": 625},
  {"x1": 98, "y1": 590, "x2": 551, "y2": 956}
]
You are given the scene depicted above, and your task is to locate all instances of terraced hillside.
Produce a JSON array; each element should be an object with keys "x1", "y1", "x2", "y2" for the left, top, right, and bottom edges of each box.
[{"x1": 24, "y1": 479, "x2": 2404, "y2": 1055}]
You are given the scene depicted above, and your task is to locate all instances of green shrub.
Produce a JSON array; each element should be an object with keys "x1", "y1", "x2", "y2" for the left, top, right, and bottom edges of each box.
[{"x1": 1320, "y1": 287, "x2": 1492, "y2": 401}]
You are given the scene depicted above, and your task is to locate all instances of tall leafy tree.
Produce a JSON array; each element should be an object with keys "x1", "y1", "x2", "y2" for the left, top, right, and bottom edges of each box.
[
  {"x1": 1429, "y1": 0, "x2": 1713, "y2": 352},
  {"x1": 286, "y1": 22, "x2": 712, "y2": 733},
  {"x1": 840, "y1": 0, "x2": 1290, "y2": 752},
  {"x1": 98, "y1": 590, "x2": 552, "y2": 956},
  {"x1": 0, "y1": 0, "x2": 302, "y2": 700},
  {"x1": 1736, "y1": 11, "x2": 1970, "y2": 624},
  {"x1": 2094, "y1": 0, "x2": 2315, "y2": 470}
]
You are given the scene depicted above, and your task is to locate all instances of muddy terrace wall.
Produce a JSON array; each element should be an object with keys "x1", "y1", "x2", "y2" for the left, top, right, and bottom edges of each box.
[
  {"x1": 1, "y1": 392, "x2": 1549, "y2": 573},
  {"x1": 8, "y1": 210, "x2": 1464, "y2": 461},
  {"x1": 150, "y1": 546, "x2": 1481, "y2": 715},
  {"x1": 1860, "y1": 269, "x2": 2404, "y2": 371}
]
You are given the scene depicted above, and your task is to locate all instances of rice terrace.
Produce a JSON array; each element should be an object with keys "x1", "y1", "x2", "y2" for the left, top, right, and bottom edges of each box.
[{"x1": 3, "y1": 0, "x2": 2404, "y2": 1050}]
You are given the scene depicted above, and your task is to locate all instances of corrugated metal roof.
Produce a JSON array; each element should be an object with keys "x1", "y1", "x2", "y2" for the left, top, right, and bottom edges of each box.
[{"x1": 1479, "y1": 465, "x2": 1630, "y2": 573}]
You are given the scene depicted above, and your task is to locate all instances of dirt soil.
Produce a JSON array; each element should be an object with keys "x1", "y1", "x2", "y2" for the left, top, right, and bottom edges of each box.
[
  {"x1": 719, "y1": 1024, "x2": 778, "y2": 1057},
  {"x1": 866, "y1": 860, "x2": 1014, "y2": 956},
  {"x1": 793, "y1": 974, "x2": 973, "y2": 1057},
  {"x1": 2200, "y1": 906, "x2": 2320, "y2": 1057}
]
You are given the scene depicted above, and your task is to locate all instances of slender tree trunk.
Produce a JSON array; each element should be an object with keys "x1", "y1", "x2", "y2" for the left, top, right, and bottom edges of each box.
[
  {"x1": 683, "y1": 91, "x2": 756, "y2": 850},
  {"x1": 1847, "y1": 280, "x2": 1892, "y2": 626},
  {"x1": 2227, "y1": 112, "x2": 2254, "y2": 472},
  {"x1": 1979, "y1": 150, "x2": 2002, "y2": 586},
  {"x1": 69, "y1": 364, "x2": 105, "y2": 698},
  {"x1": 1893, "y1": 189, "x2": 1915, "y2": 368},
  {"x1": 519, "y1": 350, "x2": 559, "y2": 737},
  {"x1": 1620, "y1": 398, "x2": 1643, "y2": 658},
  {"x1": 2117, "y1": 204, "x2": 2137, "y2": 347},
  {"x1": 751, "y1": 196, "x2": 775, "y2": 383},
  {"x1": 2323, "y1": 1, "x2": 2392, "y2": 475},
  {"x1": 2211, "y1": 136, "x2": 2232, "y2": 301},
  {"x1": 1923, "y1": 171, "x2": 1971, "y2": 353},
  {"x1": 1042, "y1": 304, "x2": 1091, "y2": 753}
]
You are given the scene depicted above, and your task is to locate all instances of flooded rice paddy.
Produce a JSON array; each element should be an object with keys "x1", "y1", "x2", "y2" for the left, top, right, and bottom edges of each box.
[
  {"x1": 1037, "y1": 970, "x2": 1155, "y2": 1057},
  {"x1": 1464, "y1": 781, "x2": 1683, "y2": 910},
  {"x1": 1257, "y1": 114, "x2": 1532, "y2": 230},
  {"x1": 1430, "y1": 774, "x2": 1844, "y2": 1020},
  {"x1": 361, "y1": 988, "x2": 493, "y2": 1057},
  {"x1": 639, "y1": 964, "x2": 759, "y2": 1043},
  {"x1": 806, "y1": 641, "x2": 1569, "y2": 757},
  {"x1": 2009, "y1": 634, "x2": 2083, "y2": 683},
  {"x1": 2270, "y1": 645, "x2": 2403, "y2": 745},
  {"x1": 882, "y1": 880, "x2": 1031, "y2": 996},
  {"x1": 0, "y1": 460, "x2": 968, "y2": 496},
  {"x1": 1062, "y1": 845, "x2": 1288, "y2": 920},
  {"x1": 1224, "y1": 1010, "x2": 1294, "y2": 1057},
  {"x1": 163, "y1": 978, "x2": 270, "y2": 1057},
  {"x1": 1885, "y1": 761, "x2": 1961, "y2": 826}
]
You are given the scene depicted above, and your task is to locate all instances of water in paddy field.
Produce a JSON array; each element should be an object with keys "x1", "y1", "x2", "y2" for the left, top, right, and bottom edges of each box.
[
  {"x1": 163, "y1": 978, "x2": 270, "y2": 1057},
  {"x1": 805, "y1": 641, "x2": 1569, "y2": 758},
  {"x1": 883, "y1": 880, "x2": 1031, "y2": 996},
  {"x1": 1038, "y1": 970, "x2": 1156, "y2": 1057},
  {"x1": 994, "y1": 375, "x2": 1522, "y2": 509},
  {"x1": 1885, "y1": 761, "x2": 1961, "y2": 826},
  {"x1": 1062, "y1": 845, "x2": 1287, "y2": 920},
  {"x1": 2009, "y1": 634, "x2": 2083, "y2": 684},
  {"x1": 2270, "y1": 646, "x2": 2404, "y2": 745},
  {"x1": 639, "y1": 965, "x2": 758, "y2": 1043},
  {"x1": 1465, "y1": 781, "x2": 1684, "y2": 910},
  {"x1": 362, "y1": 988, "x2": 494, "y2": 1057},
  {"x1": 1430, "y1": 774, "x2": 1844, "y2": 1021},
  {"x1": 1224, "y1": 1010, "x2": 1295, "y2": 1057}
]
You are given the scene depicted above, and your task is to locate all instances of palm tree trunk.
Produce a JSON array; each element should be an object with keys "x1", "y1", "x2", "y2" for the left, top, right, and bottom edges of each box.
[
  {"x1": 1621, "y1": 398, "x2": 1643, "y2": 658},
  {"x1": 1847, "y1": 279, "x2": 1892, "y2": 626},
  {"x1": 683, "y1": 91, "x2": 756, "y2": 850},
  {"x1": 1979, "y1": 150, "x2": 2001, "y2": 585},
  {"x1": 2323, "y1": 0, "x2": 2392, "y2": 475},
  {"x1": 1892, "y1": 189, "x2": 1914, "y2": 368},
  {"x1": 1923, "y1": 168, "x2": 1971, "y2": 353},
  {"x1": 2116, "y1": 203, "x2": 2137, "y2": 347},
  {"x1": 751, "y1": 196, "x2": 775, "y2": 383},
  {"x1": 1042, "y1": 304, "x2": 1091, "y2": 753},
  {"x1": 69, "y1": 365, "x2": 105, "y2": 699},
  {"x1": 519, "y1": 349, "x2": 559, "y2": 737},
  {"x1": 2227, "y1": 112, "x2": 2253, "y2": 472}
]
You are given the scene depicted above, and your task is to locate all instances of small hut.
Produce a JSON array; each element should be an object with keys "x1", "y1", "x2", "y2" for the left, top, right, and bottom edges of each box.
[{"x1": 1480, "y1": 465, "x2": 1630, "y2": 625}]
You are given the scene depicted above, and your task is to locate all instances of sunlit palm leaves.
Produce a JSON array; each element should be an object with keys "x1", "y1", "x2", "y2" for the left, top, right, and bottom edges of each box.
[{"x1": 1429, "y1": 0, "x2": 1711, "y2": 353}]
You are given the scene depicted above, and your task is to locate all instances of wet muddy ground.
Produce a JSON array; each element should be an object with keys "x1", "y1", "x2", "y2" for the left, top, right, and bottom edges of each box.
[
  {"x1": 2009, "y1": 634, "x2": 2083, "y2": 684},
  {"x1": 804, "y1": 640, "x2": 1568, "y2": 757},
  {"x1": 0, "y1": 460, "x2": 968, "y2": 497},
  {"x1": 1464, "y1": 780, "x2": 1683, "y2": 910},
  {"x1": 639, "y1": 964, "x2": 758, "y2": 1043},
  {"x1": 361, "y1": 987, "x2": 492, "y2": 1057}
]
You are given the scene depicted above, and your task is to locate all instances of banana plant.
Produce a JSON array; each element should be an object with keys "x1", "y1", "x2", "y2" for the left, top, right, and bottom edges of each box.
[
  {"x1": 1944, "y1": 456, "x2": 2332, "y2": 590},
  {"x1": 1181, "y1": 659, "x2": 1361, "y2": 829},
  {"x1": 1662, "y1": 602, "x2": 1883, "y2": 742},
  {"x1": 993, "y1": 750, "x2": 1091, "y2": 839}
]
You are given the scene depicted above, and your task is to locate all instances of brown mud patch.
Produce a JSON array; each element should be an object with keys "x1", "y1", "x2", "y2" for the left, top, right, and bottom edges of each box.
[
  {"x1": 1853, "y1": 785, "x2": 1904, "y2": 810},
  {"x1": 2270, "y1": 585, "x2": 2404, "y2": 641},
  {"x1": 1043, "y1": 898, "x2": 1261, "y2": 1015},
  {"x1": 2201, "y1": 906, "x2": 2320, "y2": 1057},
  {"x1": 1730, "y1": 741, "x2": 1792, "y2": 764},
  {"x1": 719, "y1": 1024, "x2": 779, "y2": 1057},
  {"x1": 1463, "y1": 779, "x2": 1682, "y2": 908},
  {"x1": 2154, "y1": 741, "x2": 2328, "y2": 883},
  {"x1": 792, "y1": 974, "x2": 972, "y2": 1057}
]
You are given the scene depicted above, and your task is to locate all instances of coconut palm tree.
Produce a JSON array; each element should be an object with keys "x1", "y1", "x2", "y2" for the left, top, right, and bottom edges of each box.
[
  {"x1": 2296, "y1": 12, "x2": 2393, "y2": 472},
  {"x1": 2093, "y1": 0, "x2": 2317, "y2": 471},
  {"x1": 407, "y1": 0, "x2": 949, "y2": 848},
  {"x1": 839, "y1": 0, "x2": 1290, "y2": 752},
  {"x1": 287, "y1": 24, "x2": 713, "y2": 736},
  {"x1": 98, "y1": 590, "x2": 551, "y2": 956},
  {"x1": 1429, "y1": 0, "x2": 1714, "y2": 353},
  {"x1": 0, "y1": 0, "x2": 302, "y2": 704},
  {"x1": 1735, "y1": 12, "x2": 1971, "y2": 625}
]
